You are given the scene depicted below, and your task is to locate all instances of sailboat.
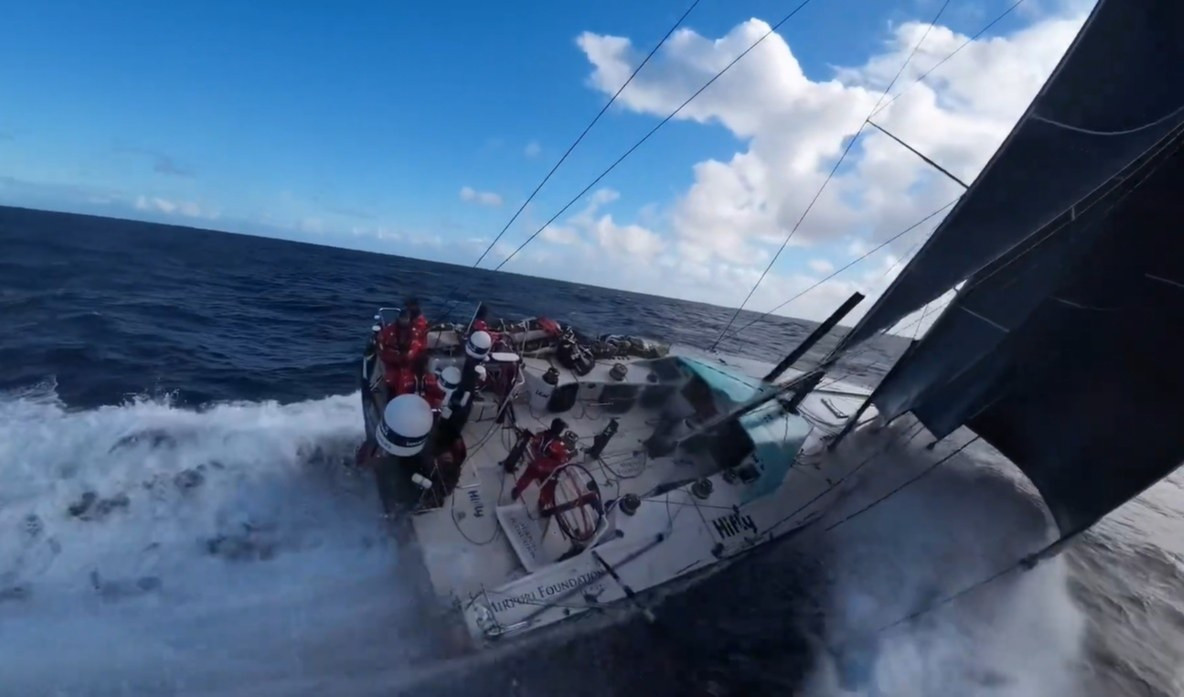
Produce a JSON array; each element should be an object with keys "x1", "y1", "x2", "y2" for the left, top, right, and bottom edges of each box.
[{"x1": 352, "y1": 0, "x2": 1184, "y2": 655}]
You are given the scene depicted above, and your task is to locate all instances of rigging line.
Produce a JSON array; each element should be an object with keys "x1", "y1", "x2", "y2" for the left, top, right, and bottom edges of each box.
[
  {"x1": 708, "y1": 0, "x2": 954, "y2": 351},
  {"x1": 911, "y1": 303, "x2": 930, "y2": 341},
  {"x1": 765, "y1": 420, "x2": 928, "y2": 538},
  {"x1": 708, "y1": 124, "x2": 868, "y2": 351},
  {"x1": 866, "y1": 119, "x2": 969, "y2": 189},
  {"x1": 868, "y1": 0, "x2": 953, "y2": 116},
  {"x1": 642, "y1": 497, "x2": 742, "y2": 513},
  {"x1": 435, "y1": 1, "x2": 702, "y2": 320},
  {"x1": 859, "y1": 527, "x2": 1089, "y2": 642},
  {"x1": 723, "y1": 199, "x2": 957, "y2": 342},
  {"x1": 869, "y1": 0, "x2": 1029, "y2": 120},
  {"x1": 492, "y1": 0, "x2": 820, "y2": 272},
  {"x1": 471, "y1": 0, "x2": 703, "y2": 270},
  {"x1": 814, "y1": 292, "x2": 952, "y2": 392},
  {"x1": 823, "y1": 434, "x2": 980, "y2": 532}
]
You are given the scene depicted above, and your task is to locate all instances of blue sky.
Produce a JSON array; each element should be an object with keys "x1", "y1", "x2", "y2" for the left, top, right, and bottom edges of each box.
[{"x1": 0, "y1": 0, "x2": 1083, "y2": 318}]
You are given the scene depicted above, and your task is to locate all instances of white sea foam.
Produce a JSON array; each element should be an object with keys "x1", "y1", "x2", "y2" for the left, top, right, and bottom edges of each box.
[
  {"x1": 801, "y1": 431, "x2": 1087, "y2": 697},
  {"x1": 0, "y1": 383, "x2": 429, "y2": 696}
]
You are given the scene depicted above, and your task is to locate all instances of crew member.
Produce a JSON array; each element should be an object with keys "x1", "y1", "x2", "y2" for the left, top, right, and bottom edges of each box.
[
  {"x1": 470, "y1": 305, "x2": 500, "y2": 346},
  {"x1": 368, "y1": 394, "x2": 435, "y2": 523},
  {"x1": 377, "y1": 311, "x2": 424, "y2": 391},
  {"x1": 405, "y1": 297, "x2": 429, "y2": 344},
  {"x1": 509, "y1": 418, "x2": 574, "y2": 509},
  {"x1": 398, "y1": 352, "x2": 446, "y2": 408}
]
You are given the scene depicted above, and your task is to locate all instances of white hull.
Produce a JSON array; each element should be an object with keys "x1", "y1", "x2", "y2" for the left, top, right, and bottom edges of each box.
[{"x1": 378, "y1": 345, "x2": 875, "y2": 650}]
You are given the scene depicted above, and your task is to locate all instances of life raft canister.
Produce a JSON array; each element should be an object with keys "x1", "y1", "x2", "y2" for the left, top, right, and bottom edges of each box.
[
  {"x1": 466, "y1": 330, "x2": 493, "y2": 360},
  {"x1": 376, "y1": 394, "x2": 434, "y2": 457}
]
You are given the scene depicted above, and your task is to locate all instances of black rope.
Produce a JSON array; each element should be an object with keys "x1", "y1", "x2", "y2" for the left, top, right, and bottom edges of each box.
[
  {"x1": 870, "y1": 560, "x2": 1019, "y2": 636},
  {"x1": 823, "y1": 434, "x2": 979, "y2": 532},
  {"x1": 844, "y1": 520, "x2": 1089, "y2": 649},
  {"x1": 719, "y1": 0, "x2": 1039, "y2": 346},
  {"x1": 473, "y1": 0, "x2": 702, "y2": 270},
  {"x1": 493, "y1": 0, "x2": 820, "y2": 272},
  {"x1": 869, "y1": 0, "x2": 1030, "y2": 120},
  {"x1": 764, "y1": 420, "x2": 928, "y2": 538},
  {"x1": 434, "y1": 0, "x2": 702, "y2": 321},
  {"x1": 708, "y1": 0, "x2": 953, "y2": 351}
]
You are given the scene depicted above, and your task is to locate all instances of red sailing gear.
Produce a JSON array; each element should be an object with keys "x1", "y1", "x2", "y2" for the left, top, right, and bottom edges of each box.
[
  {"x1": 377, "y1": 325, "x2": 425, "y2": 390},
  {"x1": 470, "y1": 318, "x2": 501, "y2": 348},
  {"x1": 412, "y1": 314, "x2": 429, "y2": 344},
  {"x1": 395, "y1": 370, "x2": 446, "y2": 408},
  {"x1": 510, "y1": 432, "x2": 572, "y2": 509}
]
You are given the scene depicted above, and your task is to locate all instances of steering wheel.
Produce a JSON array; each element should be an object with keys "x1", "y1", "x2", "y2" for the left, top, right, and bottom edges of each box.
[{"x1": 539, "y1": 463, "x2": 605, "y2": 544}]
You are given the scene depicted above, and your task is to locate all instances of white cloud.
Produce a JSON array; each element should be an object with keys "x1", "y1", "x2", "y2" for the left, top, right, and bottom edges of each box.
[
  {"x1": 572, "y1": 6, "x2": 1088, "y2": 321},
  {"x1": 809, "y1": 258, "x2": 835, "y2": 274},
  {"x1": 528, "y1": 187, "x2": 662, "y2": 258},
  {"x1": 525, "y1": 140, "x2": 542, "y2": 158},
  {"x1": 460, "y1": 186, "x2": 503, "y2": 207},
  {"x1": 591, "y1": 214, "x2": 664, "y2": 259},
  {"x1": 541, "y1": 225, "x2": 580, "y2": 245},
  {"x1": 134, "y1": 194, "x2": 212, "y2": 219}
]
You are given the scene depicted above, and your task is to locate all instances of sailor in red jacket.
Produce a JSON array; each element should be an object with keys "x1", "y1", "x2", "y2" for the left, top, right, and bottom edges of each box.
[
  {"x1": 377, "y1": 312, "x2": 424, "y2": 391},
  {"x1": 405, "y1": 297, "x2": 429, "y2": 344},
  {"x1": 510, "y1": 418, "x2": 574, "y2": 509},
  {"x1": 469, "y1": 305, "x2": 501, "y2": 348},
  {"x1": 396, "y1": 352, "x2": 446, "y2": 408}
]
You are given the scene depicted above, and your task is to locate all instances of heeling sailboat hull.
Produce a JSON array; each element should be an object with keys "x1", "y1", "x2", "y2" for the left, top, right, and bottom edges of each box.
[{"x1": 380, "y1": 346, "x2": 876, "y2": 648}]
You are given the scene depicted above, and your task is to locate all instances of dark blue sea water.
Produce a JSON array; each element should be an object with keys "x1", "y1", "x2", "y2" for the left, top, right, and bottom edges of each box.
[{"x1": 1, "y1": 205, "x2": 1181, "y2": 697}]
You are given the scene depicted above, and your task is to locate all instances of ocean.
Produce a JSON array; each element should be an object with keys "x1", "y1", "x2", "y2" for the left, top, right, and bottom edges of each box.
[{"x1": 1, "y1": 205, "x2": 1181, "y2": 697}]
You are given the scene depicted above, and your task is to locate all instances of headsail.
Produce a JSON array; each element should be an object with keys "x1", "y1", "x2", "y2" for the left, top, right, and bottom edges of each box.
[
  {"x1": 840, "y1": 0, "x2": 1184, "y2": 536},
  {"x1": 839, "y1": 0, "x2": 1184, "y2": 351}
]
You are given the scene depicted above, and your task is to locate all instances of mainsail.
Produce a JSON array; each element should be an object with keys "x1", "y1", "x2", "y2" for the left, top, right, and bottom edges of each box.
[
  {"x1": 836, "y1": 0, "x2": 1184, "y2": 536},
  {"x1": 840, "y1": 0, "x2": 1184, "y2": 351}
]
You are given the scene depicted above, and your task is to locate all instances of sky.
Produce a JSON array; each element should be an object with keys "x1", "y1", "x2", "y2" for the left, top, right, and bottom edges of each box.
[{"x1": 0, "y1": 0, "x2": 1094, "y2": 324}]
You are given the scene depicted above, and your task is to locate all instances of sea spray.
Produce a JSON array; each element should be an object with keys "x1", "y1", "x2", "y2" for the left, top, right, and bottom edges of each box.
[
  {"x1": 802, "y1": 433, "x2": 1087, "y2": 696},
  {"x1": 0, "y1": 384, "x2": 434, "y2": 695}
]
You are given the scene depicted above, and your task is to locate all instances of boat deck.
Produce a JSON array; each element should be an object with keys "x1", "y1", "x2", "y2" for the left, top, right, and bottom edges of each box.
[
  {"x1": 408, "y1": 351, "x2": 876, "y2": 628},
  {"x1": 411, "y1": 355, "x2": 718, "y2": 603}
]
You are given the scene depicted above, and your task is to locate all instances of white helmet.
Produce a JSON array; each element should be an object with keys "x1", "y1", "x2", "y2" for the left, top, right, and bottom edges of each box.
[
  {"x1": 376, "y1": 394, "x2": 433, "y2": 456},
  {"x1": 466, "y1": 330, "x2": 493, "y2": 360}
]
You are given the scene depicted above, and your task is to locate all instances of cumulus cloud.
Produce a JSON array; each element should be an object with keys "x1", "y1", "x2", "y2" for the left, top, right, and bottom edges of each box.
[
  {"x1": 571, "y1": 6, "x2": 1088, "y2": 321},
  {"x1": 134, "y1": 194, "x2": 210, "y2": 219},
  {"x1": 532, "y1": 187, "x2": 664, "y2": 259},
  {"x1": 460, "y1": 186, "x2": 503, "y2": 207},
  {"x1": 525, "y1": 140, "x2": 542, "y2": 158},
  {"x1": 809, "y1": 258, "x2": 835, "y2": 274}
]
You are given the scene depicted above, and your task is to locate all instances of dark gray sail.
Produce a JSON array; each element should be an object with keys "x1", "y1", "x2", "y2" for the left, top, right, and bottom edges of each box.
[
  {"x1": 839, "y1": 0, "x2": 1184, "y2": 352},
  {"x1": 871, "y1": 129, "x2": 1184, "y2": 535},
  {"x1": 837, "y1": 0, "x2": 1184, "y2": 535}
]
